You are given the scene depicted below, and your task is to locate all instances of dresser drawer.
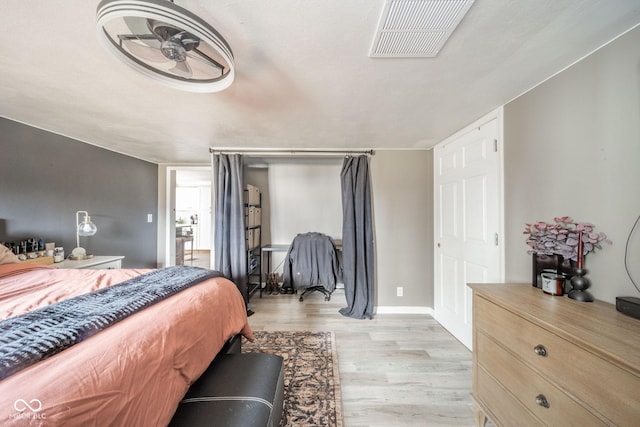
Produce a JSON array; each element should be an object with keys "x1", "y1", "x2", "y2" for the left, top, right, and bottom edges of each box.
[
  {"x1": 474, "y1": 367, "x2": 544, "y2": 427},
  {"x1": 476, "y1": 365, "x2": 541, "y2": 426},
  {"x1": 476, "y1": 295, "x2": 640, "y2": 425},
  {"x1": 478, "y1": 331, "x2": 607, "y2": 426}
]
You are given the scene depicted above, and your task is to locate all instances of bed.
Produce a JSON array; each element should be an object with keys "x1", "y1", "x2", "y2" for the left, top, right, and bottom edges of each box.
[{"x1": 0, "y1": 247, "x2": 253, "y2": 426}]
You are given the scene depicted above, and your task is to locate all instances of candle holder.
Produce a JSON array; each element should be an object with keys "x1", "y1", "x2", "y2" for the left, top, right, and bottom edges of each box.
[
  {"x1": 568, "y1": 231, "x2": 594, "y2": 302},
  {"x1": 568, "y1": 268, "x2": 594, "y2": 302}
]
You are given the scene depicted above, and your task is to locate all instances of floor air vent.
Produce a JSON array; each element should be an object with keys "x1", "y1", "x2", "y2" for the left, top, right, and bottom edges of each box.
[{"x1": 369, "y1": 0, "x2": 475, "y2": 58}]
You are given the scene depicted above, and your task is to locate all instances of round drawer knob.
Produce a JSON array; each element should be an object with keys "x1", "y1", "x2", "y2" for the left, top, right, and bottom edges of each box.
[
  {"x1": 534, "y1": 344, "x2": 548, "y2": 357},
  {"x1": 536, "y1": 394, "x2": 550, "y2": 408}
]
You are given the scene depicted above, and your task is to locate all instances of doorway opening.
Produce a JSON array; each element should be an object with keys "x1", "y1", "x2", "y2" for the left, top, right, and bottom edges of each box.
[{"x1": 164, "y1": 166, "x2": 212, "y2": 268}]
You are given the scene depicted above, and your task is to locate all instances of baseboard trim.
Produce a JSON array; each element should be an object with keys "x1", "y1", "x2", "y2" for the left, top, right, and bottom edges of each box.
[{"x1": 375, "y1": 306, "x2": 434, "y2": 315}]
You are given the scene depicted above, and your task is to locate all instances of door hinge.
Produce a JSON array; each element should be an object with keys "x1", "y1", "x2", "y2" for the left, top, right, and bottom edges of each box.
[
  {"x1": 493, "y1": 139, "x2": 498, "y2": 153},
  {"x1": 494, "y1": 233, "x2": 499, "y2": 246}
]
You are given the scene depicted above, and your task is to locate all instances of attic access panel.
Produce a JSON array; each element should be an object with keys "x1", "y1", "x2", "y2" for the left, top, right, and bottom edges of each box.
[
  {"x1": 96, "y1": 0, "x2": 234, "y2": 92},
  {"x1": 370, "y1": 0, "x2": 475, "y2": 58}
]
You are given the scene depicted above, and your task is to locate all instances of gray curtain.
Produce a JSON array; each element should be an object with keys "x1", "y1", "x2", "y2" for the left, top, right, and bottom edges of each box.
[
  {"x1": 339, "y1": 155, "x2": 375, "y2": 319},
  {"x1": 212, "y1": 153, "x2": 248, "y2": 305}
]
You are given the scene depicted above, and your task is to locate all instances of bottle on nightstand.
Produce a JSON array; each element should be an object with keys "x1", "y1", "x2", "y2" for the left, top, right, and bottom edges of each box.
[{"x1": 54, "y1": 247, "x2": 65, "y2": 263}]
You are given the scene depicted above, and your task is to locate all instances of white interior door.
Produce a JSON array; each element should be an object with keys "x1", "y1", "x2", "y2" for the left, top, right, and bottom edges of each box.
[{"x1": 434, "y1": 111, "x2": 503, "y2": 349}]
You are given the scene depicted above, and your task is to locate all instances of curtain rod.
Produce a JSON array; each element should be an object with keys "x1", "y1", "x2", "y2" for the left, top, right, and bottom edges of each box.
[{"x1": 209, "y1": 148, "x2": 375, "y2": 156}]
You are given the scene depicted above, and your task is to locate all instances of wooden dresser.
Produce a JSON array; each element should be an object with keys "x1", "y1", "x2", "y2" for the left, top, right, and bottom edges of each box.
[{"x1": 469, "y1": 283, "x2": 640, "y2": 426}]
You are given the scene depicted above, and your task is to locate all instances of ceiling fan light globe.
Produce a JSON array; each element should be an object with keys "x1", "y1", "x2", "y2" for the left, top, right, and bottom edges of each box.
[{"x1": 161, "y1": 40, "x2": 187, "y2": 61}]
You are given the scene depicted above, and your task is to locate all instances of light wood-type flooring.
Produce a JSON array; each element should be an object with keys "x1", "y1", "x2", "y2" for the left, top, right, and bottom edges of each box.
[{"x1": 246, "y1": 289, "x2": 478, "y2": 427}]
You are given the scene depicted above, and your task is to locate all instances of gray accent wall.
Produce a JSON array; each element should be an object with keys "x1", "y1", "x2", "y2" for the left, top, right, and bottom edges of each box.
[
  {"x1": 0, "y1": 117, "x2": 158, "y2": 268},
  {"x1": 504, "y1": 25, "x2": 640, "y2": 304}
]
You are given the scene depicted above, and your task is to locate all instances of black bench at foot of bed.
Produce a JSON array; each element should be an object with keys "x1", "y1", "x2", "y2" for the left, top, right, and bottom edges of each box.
[{"x1": 169, "y1": 352, "x2": 285, "y2": 427}]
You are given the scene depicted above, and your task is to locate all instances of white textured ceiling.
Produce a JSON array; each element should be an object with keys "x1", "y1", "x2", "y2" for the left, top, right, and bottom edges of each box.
[{"x1": 1, "y1": 0, "x2": 639, "y2": 164}]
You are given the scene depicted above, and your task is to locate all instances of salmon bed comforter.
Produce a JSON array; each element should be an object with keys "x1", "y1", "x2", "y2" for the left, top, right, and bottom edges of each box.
[{"x1": 0, "y1": 263, "x2": 253, "y2": 426}]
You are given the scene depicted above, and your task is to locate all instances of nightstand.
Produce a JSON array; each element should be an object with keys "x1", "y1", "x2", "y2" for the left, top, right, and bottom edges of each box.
[{"x1": 55, "y1": 255, "x2": 124, "y2": 270}]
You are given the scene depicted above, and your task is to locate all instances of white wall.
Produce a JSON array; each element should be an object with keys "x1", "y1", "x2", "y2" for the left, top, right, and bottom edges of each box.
[
  {"x1": 503, "y1": 25, "x2": 640, "y2": 304},
  {"x1": 268, "y1": 163, "x2": 343, "y2": 244},
  {"x1": 247, "y1": 161, "x2": 343, "y2": 276}
]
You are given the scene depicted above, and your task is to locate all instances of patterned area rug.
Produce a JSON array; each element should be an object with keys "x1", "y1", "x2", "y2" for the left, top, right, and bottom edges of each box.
[{"x1": 243, "y1": 331, "x2": 343, "y2": 427}]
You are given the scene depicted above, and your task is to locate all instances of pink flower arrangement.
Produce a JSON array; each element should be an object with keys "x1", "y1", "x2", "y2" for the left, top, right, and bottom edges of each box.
[{"x1": 524, "y1": 216, "x2": 611, "y2": 261}]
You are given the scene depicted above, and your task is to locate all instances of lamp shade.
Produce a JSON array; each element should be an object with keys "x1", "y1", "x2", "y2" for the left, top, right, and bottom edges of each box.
[{"x1": 78, "y1": 216, "x2": 98, "y2": 236}]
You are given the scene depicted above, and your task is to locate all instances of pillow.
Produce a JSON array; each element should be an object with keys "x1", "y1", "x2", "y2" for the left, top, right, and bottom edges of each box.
[{"x1": 0, "y1": 245, "x2": 21, "y2": 264}]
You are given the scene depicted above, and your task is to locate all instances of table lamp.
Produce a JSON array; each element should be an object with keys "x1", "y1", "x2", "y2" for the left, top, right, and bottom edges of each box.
[{"x1": 70, "y1": 210, "x2": 97, "y2": 260}]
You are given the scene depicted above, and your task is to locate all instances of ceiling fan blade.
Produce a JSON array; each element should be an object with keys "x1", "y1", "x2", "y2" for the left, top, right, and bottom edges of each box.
[
  {"x1": 187, "y1": 50, "x2": 223, "y2": 71},
  {"x1": 170, "y1": 60, "x2": 192, "y2": 78},
  {"x1": 187, "y1": 49, "x2": 224, "y2": 70},
  {"x1": 123, "y1": 17, "x2": 157, "y2": 43},
  {"x1": 123, "y1": 39, "x2": 166, "y2": 63}
]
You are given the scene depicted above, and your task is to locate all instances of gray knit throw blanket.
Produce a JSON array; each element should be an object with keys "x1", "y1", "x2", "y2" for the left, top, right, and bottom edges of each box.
[{"x1": 0, "y1": 266, "x2": 223, "y2": 381}]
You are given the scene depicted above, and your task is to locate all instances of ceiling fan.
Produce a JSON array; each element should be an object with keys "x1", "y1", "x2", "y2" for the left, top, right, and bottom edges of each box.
[
  {"x1": 119, "y1": 18, "x2": 226, "y2": 79},
  {"x1": 96, "y1": 0, "x2": 235, "y2": 93}
]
